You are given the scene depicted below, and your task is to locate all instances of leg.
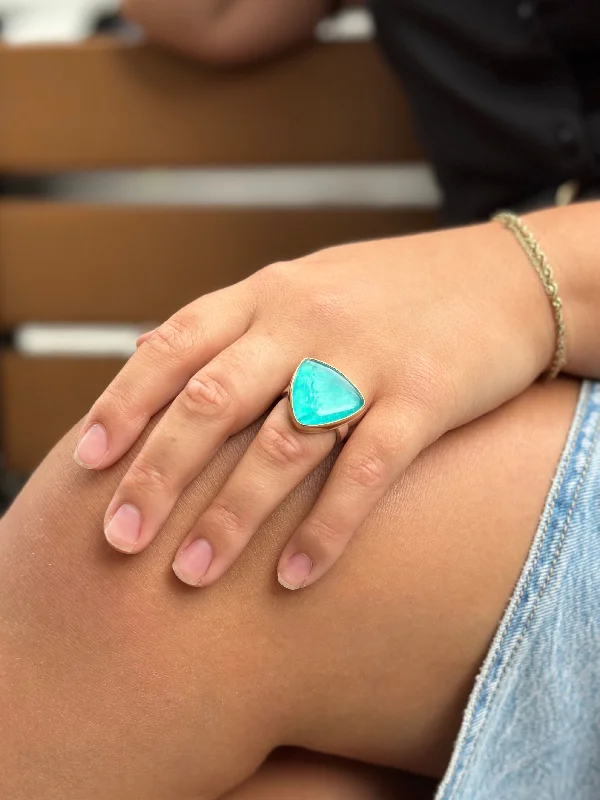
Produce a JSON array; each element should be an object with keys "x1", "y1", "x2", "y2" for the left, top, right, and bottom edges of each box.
[
  {"x1": 222, "y1": 749, "x2": 436, "y2": 800},
  {"x1": 0, "y1": 379, "x2": 580, "y2": 799}
]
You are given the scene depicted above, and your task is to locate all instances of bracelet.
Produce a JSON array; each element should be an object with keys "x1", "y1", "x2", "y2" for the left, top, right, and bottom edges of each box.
[{"x1": 493, "y1": 211, "x2": 567, "y2": 380}]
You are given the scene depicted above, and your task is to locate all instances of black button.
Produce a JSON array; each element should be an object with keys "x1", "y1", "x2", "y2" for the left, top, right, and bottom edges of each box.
[{"x1": 517, "y1": 1, "x2": 535, "y2": 20}]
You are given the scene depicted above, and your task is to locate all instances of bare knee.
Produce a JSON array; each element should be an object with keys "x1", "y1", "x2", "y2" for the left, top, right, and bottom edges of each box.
[
  {"x1": 0, "y1": 378, "x2": 582, "y2": 795},
  {"x1": 0, "y1": 418, "x2": 286, "y2": 799}
]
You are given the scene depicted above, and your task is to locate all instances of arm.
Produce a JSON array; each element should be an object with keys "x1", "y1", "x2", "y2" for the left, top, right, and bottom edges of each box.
[
  {"x1": 74, "y1": 202, "x2": 600, "y2": 595},
  {"x1": 520, "y1": 203, "x2": 600, "y2": 378},
  {"x1": 121, "y1": 0, "x2": 361, "y2": 65}
]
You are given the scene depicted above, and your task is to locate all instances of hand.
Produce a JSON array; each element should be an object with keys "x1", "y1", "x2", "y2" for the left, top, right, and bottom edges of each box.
[{"x1": 74, "y1": 221, "x2": 554, "y2": 589}]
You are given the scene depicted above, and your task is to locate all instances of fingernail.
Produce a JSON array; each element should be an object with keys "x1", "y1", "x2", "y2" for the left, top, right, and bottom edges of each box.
[
  {"x1": 74, "y1": 423, "x2": 108, "y2": 469},
  {"x1": 173, "y1": 539, "x2": 213, "y2": 587},
  {"x1": 278, "y1": 553, "x2": 313, "y2": 591},
  {"x1": 105, "y1": 503, "x2": 142, "y2": 553}
]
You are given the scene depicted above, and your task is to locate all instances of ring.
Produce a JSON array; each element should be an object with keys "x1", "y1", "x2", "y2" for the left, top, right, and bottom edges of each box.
[{"x1": 284, "y1": 358, "x2": 366, "y2": 443}]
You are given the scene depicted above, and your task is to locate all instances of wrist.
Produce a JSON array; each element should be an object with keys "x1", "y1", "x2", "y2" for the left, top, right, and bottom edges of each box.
[
  {"x1": 495, "y1": 212, "x2": 566, "y2": 379},
  {"x1": 525, "y1": 204, "x2": 600, "y2": 378},
  {"x1": 483, "y1": 217, "x2": 557, "y2": 380}
]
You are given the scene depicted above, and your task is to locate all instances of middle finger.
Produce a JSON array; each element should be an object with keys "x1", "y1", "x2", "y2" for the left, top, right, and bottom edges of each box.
[
  {"x1": 172, "y1": 398, "x2": 336, "y2": 587},
  {"x1": 104, "y1": 332, "x2": 291, "y2": 554}
]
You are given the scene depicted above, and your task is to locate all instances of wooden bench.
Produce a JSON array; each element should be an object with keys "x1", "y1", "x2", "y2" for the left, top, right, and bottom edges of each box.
[{"x1": 0, "y1": 37, "x2": 435, "y2": 473}]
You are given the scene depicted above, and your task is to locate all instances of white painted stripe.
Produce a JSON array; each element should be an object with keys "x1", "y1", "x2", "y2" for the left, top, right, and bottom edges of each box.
[
  {"x1": 0, "y1": 0, "x2": 120, "y2": 43},
  {"x1": 0, "y1": 0, "x2": 117, "y2": 11},
  {"x1": 0, "y1": 3, "x2": 372, "y2": 44},
  {"x1": 4, "y1": 9, "x2": 100, "y2": 43},
  {"x1": 44, "y1": 165, "x2": 441, "y2": 208},
  {"x1": 14, "y1": 324, "x2": 151, "y2": 357},
  {"x1": 316, "y1": 8, "x2": 374, "y2": 42}
]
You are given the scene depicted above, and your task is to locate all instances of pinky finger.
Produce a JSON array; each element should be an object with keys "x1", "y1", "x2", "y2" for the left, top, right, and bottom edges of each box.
[
  {"x1": 136, "y1": 329, "x2": 156, "y2": 348},
  {"x1": 276, "y1": 401, "x2": 437, "y2": 590}
]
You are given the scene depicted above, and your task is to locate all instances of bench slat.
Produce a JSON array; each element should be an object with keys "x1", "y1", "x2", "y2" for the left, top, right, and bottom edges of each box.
[
  {"x1": 0, "y1": 202, "x2": 435, "y2": 325},
  {"x1": 1, "y1": 353, "x2": 124, "y2": 472},
  {"x1": 0, "y1": 40, "x2": 423, "y2": 171}
]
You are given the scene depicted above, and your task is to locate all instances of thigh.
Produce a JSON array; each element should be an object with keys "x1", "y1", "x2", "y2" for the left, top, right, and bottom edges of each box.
[
  {"x1": 221, "y1": 750, "x2": 436, "y2": 800},
  {"x1": 0, "y1": 380, "x2": 580, "y2": 799}
]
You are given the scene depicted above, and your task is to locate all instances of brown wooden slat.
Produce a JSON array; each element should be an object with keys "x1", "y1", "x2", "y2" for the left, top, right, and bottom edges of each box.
[
  {"x1": 0, "y1": 39, "x2": 423, "y2": 171},
  {"x1": 0, "y1": 202, "x2": 436, "y2": 325},
  {"x1": 1, "y1": 353, "x2": 124, "y2": 472}
]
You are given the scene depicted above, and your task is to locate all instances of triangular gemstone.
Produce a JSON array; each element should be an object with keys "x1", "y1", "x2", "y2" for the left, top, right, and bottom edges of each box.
[{"x1": 290, "y1": 359, "x2": 365, "y2": 428}]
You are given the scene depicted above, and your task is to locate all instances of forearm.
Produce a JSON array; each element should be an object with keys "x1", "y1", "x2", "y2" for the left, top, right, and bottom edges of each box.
[{"x1": 121, "y1": 0, "x2": 335, "y2": 65}]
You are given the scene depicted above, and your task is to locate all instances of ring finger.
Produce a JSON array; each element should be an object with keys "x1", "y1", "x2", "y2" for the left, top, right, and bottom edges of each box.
[
  {"x1": 104, "y1": 333, "x2": 293, "y2": 554},
  {"x1": 172, "y1": 398, "x2": 338, "y2": 587}
]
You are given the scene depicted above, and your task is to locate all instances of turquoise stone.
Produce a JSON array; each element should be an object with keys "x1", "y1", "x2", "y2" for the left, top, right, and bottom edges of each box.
[{"x1": 290, "y1": 359, "x2": 364, "y2": 428}]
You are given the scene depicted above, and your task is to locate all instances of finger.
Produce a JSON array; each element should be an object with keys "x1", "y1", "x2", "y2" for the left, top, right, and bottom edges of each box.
[
  {"x1": 135, "y1": 329, "x2": 156, "y2": 348},
  {"x1": 103, "y1": 334, "x2": 293, "y2": 554},
  {"x1": 74, "y1": 286, "x2": 254, "y2": 471},
  {"x1": 277, "y1": 401, "x2": 436, "y2": 590},
  {"x1": 172, "y1": 400, "x2": 335, "y2": 587}
]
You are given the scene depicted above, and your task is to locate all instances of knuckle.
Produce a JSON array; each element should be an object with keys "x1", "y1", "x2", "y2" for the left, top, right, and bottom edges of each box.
[
  {"x1": 95, "y1": 381, "x2": 139, "y2": 423},
  {"x1": 202, "y1": 500, "x2": 246, "y2": 538},
  {"x1": 304, "y1": 514, "x2": 344, "y2": 547},
  {"x1": 259, "y1": 260, "x2": 295, "y2": 284},
  {"x1": 126, "y1": 457, "x2": 171, "y2": 495},
  {"x1": 180, "y1": 373, "x2": 235, "y2": 420},
  {"x1": 254, "y1": 260, "x2": 302, "y2": 299},
  {"x1": 148, "y1": 314, "x2": 199, "y2": 361},
  {"x1": 341, "y1": 448, "x2": 389, "y2": 492},
  {"x1": 256, "y1": 423, "x2": 311, "y2": 468}
]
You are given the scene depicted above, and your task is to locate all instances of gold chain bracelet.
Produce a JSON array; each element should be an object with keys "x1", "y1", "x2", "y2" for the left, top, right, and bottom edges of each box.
[{"x1": 493, "y1": 211, "x2": 566, "y2": 380}]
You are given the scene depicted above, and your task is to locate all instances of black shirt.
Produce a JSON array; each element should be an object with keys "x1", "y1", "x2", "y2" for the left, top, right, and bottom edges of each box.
[{"x1": 370, "y1": 0, "x2": 600, "y2": 223}]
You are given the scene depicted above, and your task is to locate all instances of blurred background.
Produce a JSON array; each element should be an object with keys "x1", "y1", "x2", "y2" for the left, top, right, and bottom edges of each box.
[
  {"x1": 0, "y1": 0, "x2": 439, "y2": 504},
  {"x1": 2, "y1": 1, "x2": 438, "y2": 213}
]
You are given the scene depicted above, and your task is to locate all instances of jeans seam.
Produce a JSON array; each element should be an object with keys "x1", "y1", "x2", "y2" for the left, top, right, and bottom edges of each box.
[{"x1": 449, "y1": 392, "x2": 599, "y2": 799}]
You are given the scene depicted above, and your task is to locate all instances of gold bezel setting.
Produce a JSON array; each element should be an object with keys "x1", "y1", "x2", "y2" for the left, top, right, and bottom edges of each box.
[{"x1": 286, "y1": 358, "x2": 366, "y2": 434}]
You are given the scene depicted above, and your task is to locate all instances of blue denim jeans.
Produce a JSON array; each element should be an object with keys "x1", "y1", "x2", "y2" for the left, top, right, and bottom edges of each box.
[{"x1": 436, "y1": 380, "x2": 600, "y2": 800}]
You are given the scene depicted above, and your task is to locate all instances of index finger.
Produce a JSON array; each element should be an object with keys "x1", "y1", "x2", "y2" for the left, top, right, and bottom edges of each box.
[{"x1": 74, "y1": 285, "x2": 254, "y2": 471}]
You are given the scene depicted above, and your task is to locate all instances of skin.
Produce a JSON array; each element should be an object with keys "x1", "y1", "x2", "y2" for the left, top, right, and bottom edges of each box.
[
  {"x1": 30, "y1": 5, "x2": 595, "y2": 793},
  {"x1": 0, "y1": 377, "x2": 579, "y2": 798},
  {"x1": 224, "y1": 749, "x2": 436, "y2": 799},
  {"x1": 121, "y1": 0, "x2": 363, "y2": 65},
  {"x1": 73, "y1": 206, "x2": 600, "y2": 594}
]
